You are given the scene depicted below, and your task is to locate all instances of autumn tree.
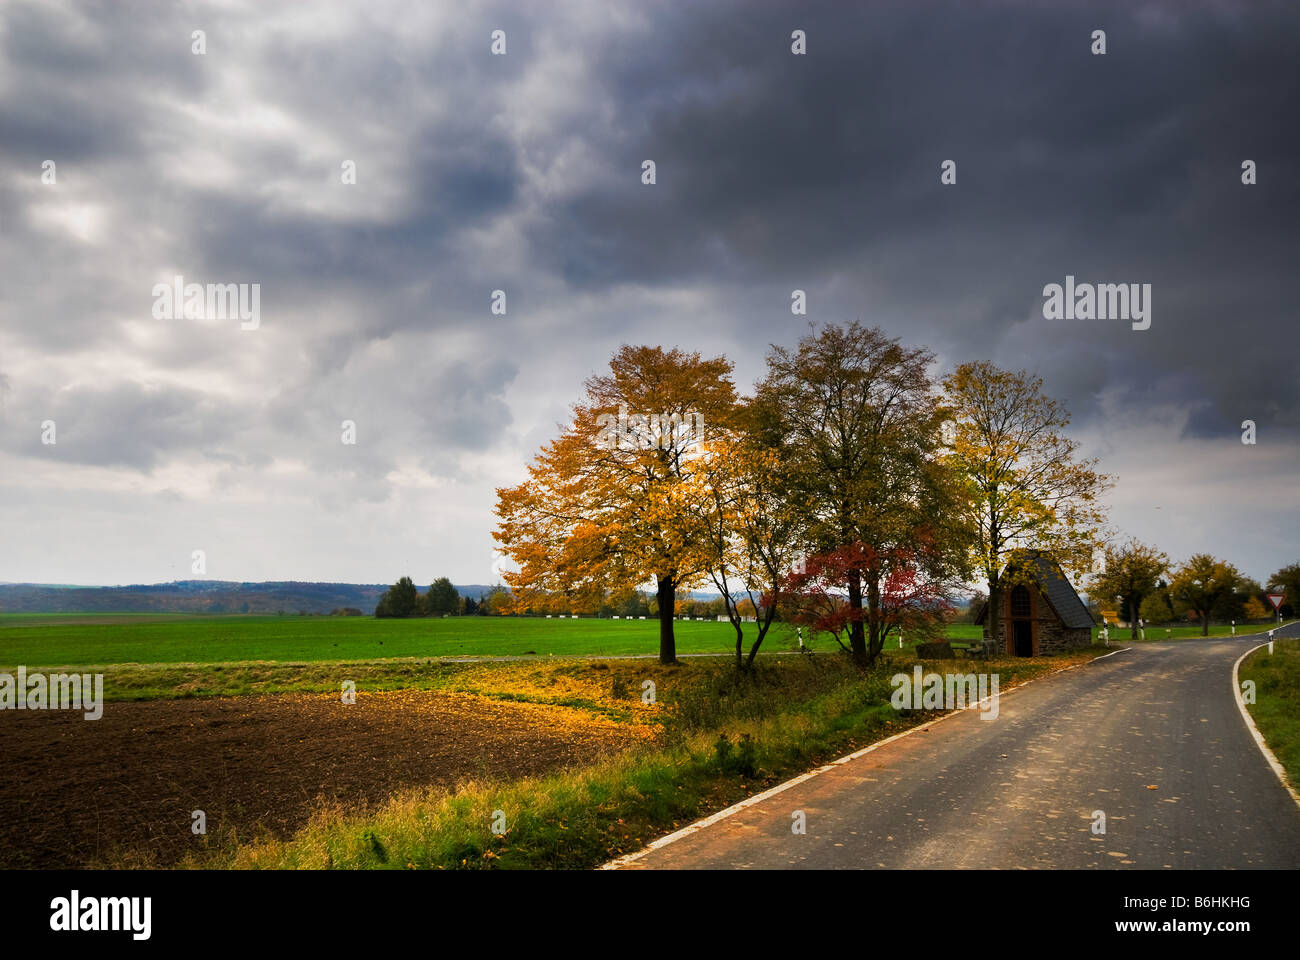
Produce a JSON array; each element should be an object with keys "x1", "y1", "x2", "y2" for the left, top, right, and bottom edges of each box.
[
  {"x1": 494, "y1": 345, "x2": 735, "y2": 663},
  {"x1": 607, "y1": 587, "x2": 651, "y2": 619},
  {"x1": 750, "y1": 323, "x2": 972, "y2": 666},
  {"x1": 1138, "y1": 583, "x2": 1176, "y2": 623},
  {"x1": 785, "y1": 543, "x2": 956, "y2": 653},
  {"x1": 943, "y1": 362, "x2": 1111, "y2": 655},
  {"x1": 1243, "y1": 595, "x2": 1271, "y2": 621},
  {"x1": 1168, "y1": 554, "x2": 1242, "y2": 636},
  {"x1": 480, "y1": 585, "x2": 512, "y2": 616},
  {"x1": 1267, "y1": 562, "x2": 1299, "y2": 618},
  {"x1": 1090, "y1": 538, "x2": 1168, "y2": 639},
  {"x1": 1226, "y1": 578, "x2": 1265, "y2": 623},
  {"x1": 688, "y1": 429, "x2": 803, "y2": 670}
]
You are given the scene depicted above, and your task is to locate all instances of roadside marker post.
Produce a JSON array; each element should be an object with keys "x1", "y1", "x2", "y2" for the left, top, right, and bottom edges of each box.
[
  {"x1": 1269, "y1": 629, "x2": 1275, "y2": 654},
  {"x1": 1231, "y1": 619, "x2": 1235, "y2": 635}
]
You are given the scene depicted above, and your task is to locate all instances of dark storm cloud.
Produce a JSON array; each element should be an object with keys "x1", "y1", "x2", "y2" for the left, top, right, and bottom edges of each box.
[
  {"x1": 0, "y1": 1, "x2": 207, "y2": 164},
  {"x1": 524, "y1": 0, "x2": 1300, "y2": 437}
]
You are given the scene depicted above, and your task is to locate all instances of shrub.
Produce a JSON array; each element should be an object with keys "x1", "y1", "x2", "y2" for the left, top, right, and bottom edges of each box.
[{"x1": 712, "y1": 733, "x2": 759, "y2": 778}]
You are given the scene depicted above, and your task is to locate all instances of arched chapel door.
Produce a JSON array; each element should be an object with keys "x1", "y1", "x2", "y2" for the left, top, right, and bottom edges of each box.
[{"x1": 1010, "y1": 584, "x2": 1034, "y2": 656}]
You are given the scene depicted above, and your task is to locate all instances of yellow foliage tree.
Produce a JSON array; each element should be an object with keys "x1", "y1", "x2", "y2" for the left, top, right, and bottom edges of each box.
[
  {"x1": 943, "y1": 362, "x2": 1112, "y2": 653},
  {"x1": 494, "y1": 345, "x2": 736, "y2": 663},
  {"x1": 1090, "y1": 538, "x2": 1168, "y2": 639},
  {"x1": 1243, "y1": 595, "x2": 1270, "y2": 621},
  {"x1": 1169, "y1": 554, "x2": 1242, "y2": 636},
  {"x1": 686, "y1": 429, "x2": 804, "y2": 669}
]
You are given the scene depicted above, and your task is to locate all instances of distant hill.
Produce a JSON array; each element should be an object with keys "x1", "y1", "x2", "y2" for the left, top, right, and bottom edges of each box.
[
  {"x1": 0, "y1": 580, "x2": 733, "y2": 615},
  {"x1": 0, "y1": 581, "x2": 501, "y2": 615}
]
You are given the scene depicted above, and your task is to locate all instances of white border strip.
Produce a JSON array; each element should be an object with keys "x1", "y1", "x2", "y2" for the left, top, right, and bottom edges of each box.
[
  {"x1": 1232, "y1": 639, "x2": 1300, "y2": 808},
  {"x1": 602, "y1": 646, "x2": 1129, "y2": 869}
]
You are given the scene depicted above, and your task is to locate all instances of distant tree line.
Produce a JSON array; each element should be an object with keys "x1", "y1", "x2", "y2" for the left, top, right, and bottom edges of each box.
[
  {"x1": 371, "y1": 576, "x2": 759, "y2": 621},
  {"x1": 518, "y1": 588, "x2": 755, "y2": 620},
  {"x1": 374, "y1": 577, "x2": 514, "y2": 618},
  {"x1": 1090, "y1": 542, "x2": 1296, "y2": 637},
  {"x1": 372, "y1": 557, "x2": 1297, "y2": 633}
]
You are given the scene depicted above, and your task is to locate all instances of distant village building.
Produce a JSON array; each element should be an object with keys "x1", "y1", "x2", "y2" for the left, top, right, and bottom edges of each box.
[{"x1": 975, "y1": 552, "x2": 1094, "y2": 656}]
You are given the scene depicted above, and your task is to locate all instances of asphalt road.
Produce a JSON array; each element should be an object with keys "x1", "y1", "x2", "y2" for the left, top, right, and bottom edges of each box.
[{"x1": 618, "y1": 624, "x2": 1300, "y2": 869}]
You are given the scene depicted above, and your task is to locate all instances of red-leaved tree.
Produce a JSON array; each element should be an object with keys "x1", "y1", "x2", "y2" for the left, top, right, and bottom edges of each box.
[{"x1": 782, "y1": 543, "x2": 955, "y2": 662}]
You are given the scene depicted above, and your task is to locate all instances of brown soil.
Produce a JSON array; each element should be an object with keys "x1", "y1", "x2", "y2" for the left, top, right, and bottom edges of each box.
[{"x1": 0, "y1": 689, "x2": 643, "y2": 868}]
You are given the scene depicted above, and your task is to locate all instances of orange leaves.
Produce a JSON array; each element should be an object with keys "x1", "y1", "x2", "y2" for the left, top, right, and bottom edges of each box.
[{"x1": 495, "y1": 346, "x2": 740, "y2": 606}]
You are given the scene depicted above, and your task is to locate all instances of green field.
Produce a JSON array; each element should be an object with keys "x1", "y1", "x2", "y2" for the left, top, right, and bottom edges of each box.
[
  {"x1": 2, "y1": 611, "x2": 1280, "y2": 671},
  {"x1": 0, "y1": 614, "x2": 823, "y2": 667},
  {"x1": 0, "y1": 615, "x2": 985, "y2": 702}
]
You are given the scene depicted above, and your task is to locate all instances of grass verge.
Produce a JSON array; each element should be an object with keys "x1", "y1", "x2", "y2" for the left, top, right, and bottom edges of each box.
[
  {"x1": 1240, "y1": 636, "x2": 1300, "y2": 790},
  {"x1": 1118, "y1": 620, "x2": 1296, "y2": 643}
]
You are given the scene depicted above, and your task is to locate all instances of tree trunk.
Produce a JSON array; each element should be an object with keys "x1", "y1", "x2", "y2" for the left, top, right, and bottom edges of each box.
[
  {"x1": 1201, "y1": 611, "x2": 1209, "y2": 637},
  {"x1": 866, "y1": 571, "x2": 882, "y2": 665},
  {"x1": 1129, "y1": 592, "x2": 1142, "y2": 640},
  {"x1": 847, "y1": 567, "x2": 867, "y2": 664},
  {"x1": 746, "y1": 605, "x2": 777, "y2": 669},
  {"x1": 657, "y1": 576, "x2": 677, "y2": 663},
  {"x1": 730, "y1": 606, "x2": 744, "y2": 671},
  {"x1": 987, "y1": 569, "x2": 1001, "y2": 656}
]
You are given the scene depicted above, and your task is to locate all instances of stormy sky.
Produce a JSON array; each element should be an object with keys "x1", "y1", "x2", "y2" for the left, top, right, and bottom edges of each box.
[{"x1": 1, "y1": 0, "x2": 1296, "y2": 588}]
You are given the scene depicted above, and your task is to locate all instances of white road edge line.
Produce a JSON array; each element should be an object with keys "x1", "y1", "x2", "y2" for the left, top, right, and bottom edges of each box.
[
  {"x1": 1231, "y1": 639, "x2": 1300, "y2": 809},
  {"x1": 600, "y1": 646, "x2": 1131, "y2": 869}
]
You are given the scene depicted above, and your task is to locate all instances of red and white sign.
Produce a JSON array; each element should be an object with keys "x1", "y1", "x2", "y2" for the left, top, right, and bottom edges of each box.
[{"x1": 1267, "y1": 593, "x2": 1285, "y2": 610}]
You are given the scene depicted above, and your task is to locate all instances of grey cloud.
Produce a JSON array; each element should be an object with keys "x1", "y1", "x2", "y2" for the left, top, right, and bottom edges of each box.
[
  {"x1": 521, "y1": 0, "x2": 1300, "y2": 438},
  {"x1": 0, "y1": 0, "x2": 1295, "y2": 584},
  {"x1": 13, "y1": 381, "x2": 245, "y2": 470}
]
